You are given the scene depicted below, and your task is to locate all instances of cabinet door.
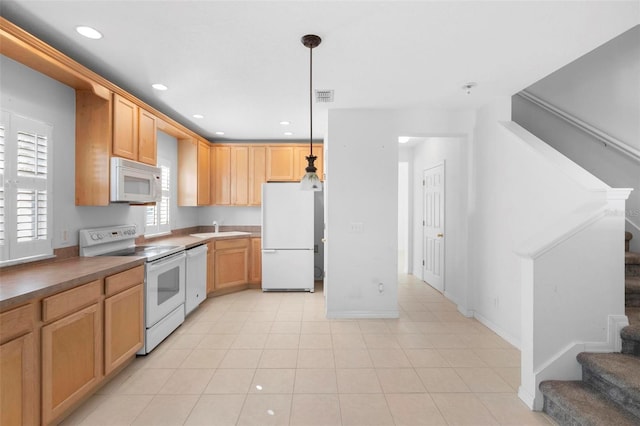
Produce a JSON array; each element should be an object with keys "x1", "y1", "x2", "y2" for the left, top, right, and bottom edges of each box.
[
  {"x1": 197, "y1": 141, "x2": 211, "y2": 205},
  {"x1": 249, "y1": 146, "x2": 266, "y2": 205},
  {"x1": 42, "y1": 303, "x2": 102, "y2": 424},
  {"x1": 214, "y1": 239, "x2": 249, "y2": 289},
  {"x1": 266, "y1": 146, "x2": 295, "y2": 181},
  {"x1": 0, "y1": 333, "x2": 36, "y2": 426},
  {"x1": 249, "y1": 238, "x2": 262, "y2": 284},
  {"x1": 178, "y1": 138, "x2": 198, "y2": 206},
  {"x1": 213, "y1": 146, "x2": 231, "y2": 205},
  {"x1": 104, "y1": 284, "x2": 144, "y2": 375},
  {"x1": 231, "y1": 146, "x2": 249, "y2": 205},
  {"x1": 112, "y1": 94, "x2": 138, "y2": 160},
  {"x1": 138, "y1": 109, "x2": 157, "y2": 165}
]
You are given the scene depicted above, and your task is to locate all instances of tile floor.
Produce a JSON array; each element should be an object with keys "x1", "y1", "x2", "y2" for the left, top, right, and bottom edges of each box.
[{"x1": 61, "y1": 274, "x2": 554, "y2": 425}]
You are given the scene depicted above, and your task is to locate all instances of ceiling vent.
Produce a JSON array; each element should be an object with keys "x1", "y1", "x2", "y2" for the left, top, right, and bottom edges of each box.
[{"x1": 315, "y1": 89, "x2": 334, "y2": 103}]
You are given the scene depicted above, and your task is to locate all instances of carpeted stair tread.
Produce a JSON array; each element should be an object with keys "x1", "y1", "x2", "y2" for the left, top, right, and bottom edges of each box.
[
  {"x1": 626, "y1": 276, "x2": 640, "y2": 293},
  {"x1": 540, "y1": 380, "x2": 640, "y2": 426},
  {"x1": 621, "y1": 324, "x2": 640, "y2": 343},
  {"x1": 627, "y1": 251, "x2": 640, "y2": 265}
]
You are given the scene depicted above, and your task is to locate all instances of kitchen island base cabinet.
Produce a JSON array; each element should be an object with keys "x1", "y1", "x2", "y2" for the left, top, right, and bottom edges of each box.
[{"x1": 41, "y1": 302, "x2": 102, "y2": 425}]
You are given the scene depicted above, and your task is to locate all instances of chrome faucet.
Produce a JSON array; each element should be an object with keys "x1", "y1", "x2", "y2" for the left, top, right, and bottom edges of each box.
[{"x1": 213, "y1": 221, "x2": 219, "y2": 233}]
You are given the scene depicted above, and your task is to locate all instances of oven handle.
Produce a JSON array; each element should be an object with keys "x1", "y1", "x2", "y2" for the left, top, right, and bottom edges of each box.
[{"x1": 147, "y1": 251, "x2": 186, "y2": 271}]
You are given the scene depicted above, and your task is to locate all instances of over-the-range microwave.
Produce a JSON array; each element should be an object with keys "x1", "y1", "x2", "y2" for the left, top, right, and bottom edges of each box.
[{"x1": 110, "y1": 157, "x2": 162, "y2": 203}]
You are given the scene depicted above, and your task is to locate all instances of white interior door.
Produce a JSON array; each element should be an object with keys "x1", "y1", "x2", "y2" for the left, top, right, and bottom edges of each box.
[{"x1": 423, "y1": 163, "x2": 445, "y2": 292}]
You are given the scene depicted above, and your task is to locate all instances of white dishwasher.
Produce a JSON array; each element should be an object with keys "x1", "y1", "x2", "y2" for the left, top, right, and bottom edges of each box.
[{"x1": 185, "y1": 244, "x2": 208, "y2": 315}]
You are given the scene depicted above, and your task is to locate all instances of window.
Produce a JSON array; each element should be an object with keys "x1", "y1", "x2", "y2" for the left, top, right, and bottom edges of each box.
[
  {"x1": 145, "y1": 158, "x2": 171, "y2": 235},
  {"x1": 0, "y1": 111, "x2": 53, "y2": 263}
]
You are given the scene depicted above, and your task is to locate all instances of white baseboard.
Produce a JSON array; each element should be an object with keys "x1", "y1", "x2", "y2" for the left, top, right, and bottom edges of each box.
[{"x1": 473, "y1": 311, "x2": 521, "y2": 349}]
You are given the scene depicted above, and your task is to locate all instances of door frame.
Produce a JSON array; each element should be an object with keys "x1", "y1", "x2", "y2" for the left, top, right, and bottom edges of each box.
[{"x1": 422, "y1": 161, "x2": 445, "y2": 293}]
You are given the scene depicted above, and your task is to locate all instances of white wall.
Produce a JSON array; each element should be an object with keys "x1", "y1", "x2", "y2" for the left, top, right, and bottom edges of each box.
[
  {"x1": 410, "y1": 137, "x2": 469, "y2": 312},
  {"x1": 513, "y1": 25, "x2": 640, "y2": 249},
  {"x1": 325, "y1": 109, "x2": 399, "y2": 318},
  {"x1": 1, "y1": 55, "x2": 199, "y2": 249},
  {"x1": 468, "y1": 97, "x2": 610, "y2": 347}
]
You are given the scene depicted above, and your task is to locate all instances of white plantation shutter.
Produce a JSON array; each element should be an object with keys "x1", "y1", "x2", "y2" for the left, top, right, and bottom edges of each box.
[
  {"x1": 145, "y1": 159, "x2": 171, "y2": 235},
  {"x1": 0, "y1": 122, "x2": 6, "y2": 259},
  {"x1": 0, "y1": 111, "x2": 53, "y2": 262}
]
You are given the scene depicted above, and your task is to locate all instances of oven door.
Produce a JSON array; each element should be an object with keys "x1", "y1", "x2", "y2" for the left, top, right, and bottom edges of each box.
[{"x1": 145, "y1": 251, "x2": 186, "y2": 327}]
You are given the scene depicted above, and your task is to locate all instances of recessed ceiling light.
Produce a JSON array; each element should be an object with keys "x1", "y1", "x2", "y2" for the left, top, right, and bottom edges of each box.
[
  {"x1": 284, "y1": 132, "x2": 293, "y2": 136},
  {"x1": 215, "y1": 131, "x2": 225, "y2": 136},
  {"x1": 279, "y1": 121, "x2": 291, "y2": 126},
  {"x1": 76, "y1": 26, "x2": 102, "y2": 40},
  {"x1": 152, "y1": 83, "x2": 168, "y2": 91},
  {"x1": 398, "y1": 137, "x2": 410, "y2": 144},
  {"x1": 193, "y1": 114, "x2": 204, "y2": 119}
]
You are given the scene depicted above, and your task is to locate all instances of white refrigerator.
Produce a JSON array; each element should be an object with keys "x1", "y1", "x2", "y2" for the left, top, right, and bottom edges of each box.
[{"x1": 262, "y1": 182, "x2": 315, "y2": 292}]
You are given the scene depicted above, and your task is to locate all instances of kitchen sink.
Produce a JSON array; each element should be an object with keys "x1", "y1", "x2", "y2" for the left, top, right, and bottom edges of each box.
[{"x1": 190, "y1": 231, "x2": 251, "y2": 238}]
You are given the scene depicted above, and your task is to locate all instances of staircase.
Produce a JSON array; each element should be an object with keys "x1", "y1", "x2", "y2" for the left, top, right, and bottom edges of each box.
[{"x1": 540, "y1": 231, "x2": 640, "y2": 425}]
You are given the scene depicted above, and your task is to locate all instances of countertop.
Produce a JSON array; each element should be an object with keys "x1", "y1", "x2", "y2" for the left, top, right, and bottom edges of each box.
[
  {"x1": 0, "y1": 256, "x2": 145, "y2": 311},
  {"x1": 0, "y1": 232, "x2": 259, "y2": 312}
]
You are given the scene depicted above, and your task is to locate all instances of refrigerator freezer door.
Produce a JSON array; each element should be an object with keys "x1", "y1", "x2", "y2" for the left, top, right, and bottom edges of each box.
[
  {"x1": 262, "y1": 183, "x2": 314, "y2": 249},
  {"x1": 262, "y1": 249, "x2": 314, "y2": 292}
]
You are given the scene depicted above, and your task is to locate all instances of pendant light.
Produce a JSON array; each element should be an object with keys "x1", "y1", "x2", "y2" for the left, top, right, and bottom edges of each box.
[{"x1": 299, "y1": 34, "x2": 322, "y2": 191}]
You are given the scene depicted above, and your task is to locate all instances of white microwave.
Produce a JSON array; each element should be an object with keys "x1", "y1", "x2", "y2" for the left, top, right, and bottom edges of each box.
[{"x1": 110, "y1": 157, "x2": 162, "y2": 203}]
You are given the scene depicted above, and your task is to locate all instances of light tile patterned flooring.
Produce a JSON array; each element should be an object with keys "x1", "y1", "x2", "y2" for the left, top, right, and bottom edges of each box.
[{"x1": 62, "y1": 274, "x2": 554, "y2": 425}]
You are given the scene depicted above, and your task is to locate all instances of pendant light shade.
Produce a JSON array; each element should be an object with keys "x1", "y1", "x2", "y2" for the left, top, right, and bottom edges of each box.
[{"x1": 300, "y1": 34, "x2": 322, "y2": 191}]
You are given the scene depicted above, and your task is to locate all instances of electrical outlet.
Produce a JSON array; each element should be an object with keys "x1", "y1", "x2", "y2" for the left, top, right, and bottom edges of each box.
[{"x1": 61, "y1": 228, "x2": 69, "y2": 244}]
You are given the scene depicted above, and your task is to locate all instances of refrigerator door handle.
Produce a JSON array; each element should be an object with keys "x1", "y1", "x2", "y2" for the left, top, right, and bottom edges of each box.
[{"x1": 263, "y1": 250, "x2": 277, "y2": 253}]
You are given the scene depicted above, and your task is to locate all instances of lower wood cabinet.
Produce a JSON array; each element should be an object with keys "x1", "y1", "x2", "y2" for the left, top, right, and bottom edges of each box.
[
  {"x1": 214, "y1": 238, "x2": 249, "y2": 290},
  {"x1": 0, "y1": 304, "x2": 37, "y2": 426},
  {"x1": 249, "y1": 237, "x2": 262, "y2": 284},
  {"x1": 104, "y1": 284, "x2": 143, "y2": 375},
  {"x1": 206, "y1": 241, "x2": 215, "y2": 294},
  {"x1": 41, "y1": 302, "x2": 102, "y2": 424}
]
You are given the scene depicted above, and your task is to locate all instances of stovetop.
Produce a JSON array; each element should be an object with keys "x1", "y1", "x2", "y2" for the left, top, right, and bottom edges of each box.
[
  {"x1": 79, "y1": 225, "x2": 184, "y2": 261},
  {"x1": 99, "y1": 245, "x2": 184, "y2": 262}
]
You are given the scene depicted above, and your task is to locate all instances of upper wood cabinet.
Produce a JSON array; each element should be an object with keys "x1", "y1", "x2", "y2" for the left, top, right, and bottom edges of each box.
[
  {"x1": 266, "y1": 144, "x2": 324, "y2": 183},
  {"x1": 231, "y1": 146, "x2": 249, "y2": 205},
  {"x1": 112, "y1": 93, "x2": 157, "y2": 165},
  {"x1": 212, "y1": 146, "x2": 231, "y2": 205},
  {"x1": 266, "y1": 146, "x2": 296, "y2": 181},
  {"x1": 249, "y1": 146, "x2": 266, "y2": 206},
  {"x1": 178, "y1": 138, "x2": 211, "y2": 206}
]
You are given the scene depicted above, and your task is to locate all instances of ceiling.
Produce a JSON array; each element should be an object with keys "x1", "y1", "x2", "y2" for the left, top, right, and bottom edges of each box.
[{"x1": 1, "y1": 1, "x2": 638, "y2": 142}]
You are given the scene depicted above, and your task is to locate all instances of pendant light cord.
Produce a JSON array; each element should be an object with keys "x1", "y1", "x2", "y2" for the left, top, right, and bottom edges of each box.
[{"x1": 309, "y1": 42, "x2": 313, "y2": 158}]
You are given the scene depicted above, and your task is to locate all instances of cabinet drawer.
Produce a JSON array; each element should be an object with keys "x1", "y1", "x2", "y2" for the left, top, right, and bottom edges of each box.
[
  {"x1": 42, "y1": 280, "x2": 102, "y2": 323},
  {"x1": 215, "y1": 238, "x2": 249, "y2": 250},
  {"x1": 0, "y1": 304, "x2": 34, "y2": 344},
  {"x1": 105, "y1": 265, "x2": 144, "y2": 297}
]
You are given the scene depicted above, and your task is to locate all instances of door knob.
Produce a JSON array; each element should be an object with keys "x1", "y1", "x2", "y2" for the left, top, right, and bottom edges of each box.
[{"x1": 437, "y1": 233, "x2": 444, "y2": 237}]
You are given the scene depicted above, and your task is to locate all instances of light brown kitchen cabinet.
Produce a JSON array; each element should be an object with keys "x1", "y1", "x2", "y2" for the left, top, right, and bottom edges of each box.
[
  {"x1": 104, "y1": 266, "x2": 144, "y2": 375},
  {"x1": 206, "y1": 241, "x2": 215, "y2": 294},
  {"x1": 266, "y1": 145, "x2": 296, "y2": 181},
  {"x1": 213, "y1": 146, "x2": 231, "y2": 205},
  {"x1": 249, "y1": 146, "x2": 266, "y2": 205},
  {"x1": 249, "y1": 237, "x2": 262, "y2": 284},
  {"x1": 0, "y1": 304, "x2": 37, "y2": 426},
  {"x1": 178, "y1": 138, "x2": 211, "y2": 206},
  {"x1": 41, "y1": 280, "x2": 103, "y2": 425},
  {"x1": 197, "y1": 140, "x2": 211, "y2": 205},
  {"x1": 231, "y1": 146, "x2": 249, "y2": 205},
  {"x1": 214, "y1": 238, "x2": 250, "y2": 289},
  {"x1": 112, "y1": 93, "x2": 157, "y2": 165}
]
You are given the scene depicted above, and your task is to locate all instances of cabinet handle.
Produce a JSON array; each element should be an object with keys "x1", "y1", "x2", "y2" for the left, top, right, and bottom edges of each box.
[{"x1": 437, "y1": 233, "x2": 444, "y2": 238}]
